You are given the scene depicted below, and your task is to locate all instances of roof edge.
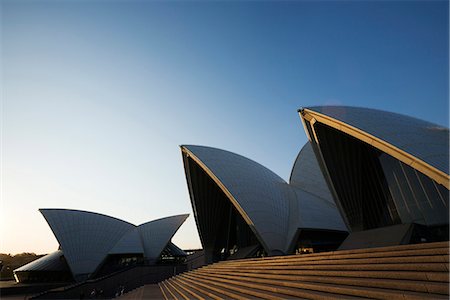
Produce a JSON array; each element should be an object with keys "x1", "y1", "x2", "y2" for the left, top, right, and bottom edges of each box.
[
  {"x1": 180, "y1": 146, "x2": 272, "y2": 253},
  {"x1": 39, "y1": 208, "x2": 136, "y2": 227},
  {"x1": 299, "y1": 108, "x2": 450, "y2": 189}
]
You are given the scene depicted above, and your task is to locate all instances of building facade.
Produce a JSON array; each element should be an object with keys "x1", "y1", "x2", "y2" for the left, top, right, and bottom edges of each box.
[
  {"x1": 299, "y1": 106, "x2": 449, "y2": 248},
  {"x1": 181, "y1": 106, "x2": 449, "y2": 260},
  {"x1": 14, "y1": 210, "x2": 188, "y2": 282},
  {"x1": 181, "y1": 144, "x2": 348, "y2": 263}
]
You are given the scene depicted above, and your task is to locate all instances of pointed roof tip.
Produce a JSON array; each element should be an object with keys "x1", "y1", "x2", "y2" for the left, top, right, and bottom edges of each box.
[
  {"x1": 177, "y1": 213, "x2": 190, "y2": 222},
  {"x1": 39, "y1": 208, "x2": 71, "y2": 214},
  {"x1": 168, "y1": 213, "x2": 190, "y2": 220},
  {"x1": 181, "y1": 144, "x2": 217, "y2": 149},
  {"x1": 180, "y1": 144, "x2": 196, "y2": 152},
  {"x1": 165, "y1": 213, "x2": 189, "y2": 218},
  {"x1": 181, "y1": 145, "x2": 226, "y2": 157},
  {"x1": 171, "y1": 213, "x2": 190, "y2": 220},
  {"x1": 40, "y1": 209, "x2": 189, "y2": 227},
  {"x1": 181, "y1": 144, "x2": 208, "y2": 150},
  {"x1": 137, "y1": 213, "x2": 190, "y2": 227}
]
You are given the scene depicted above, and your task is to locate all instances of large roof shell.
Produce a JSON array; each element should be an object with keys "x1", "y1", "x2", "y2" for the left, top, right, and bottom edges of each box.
[
  {"x1": 300, "y1": 106, "x2": 449, "y2": 188},
  {"x1": 291, "y1": 187, "x2": 347, "y2": 231},
  {"x1": 286, "y1": 142, "x2": 347, "y2": 250},
  {"x1": 40, "y1": 209, "x2": 134, "y2": 278},
  {"x1": 182, "y1": 145, "x2": 290, "y2": 254},
  {"x1": 14, "y1": 250, "x2": 68, "y2": 272},
  {"x1": 138, "y1": 214, "x2": 189, "y2": 260},
  {"x1": 181, "y1": 144, "x2": 347, "y2": 255},
  {"x1": 109, "y1": 227, "x2": 143, "y2": 254},
  {"x1": 290, "y1": 142, "x2": 335, "y2": 204},
  {"x1": 40, "y1": 209, "x2": 188, "y2": 279}
]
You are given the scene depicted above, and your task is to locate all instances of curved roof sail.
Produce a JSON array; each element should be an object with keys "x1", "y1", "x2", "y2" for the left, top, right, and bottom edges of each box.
[
  {"x1": 39, "y1": 209, "x2": 189, "y2": 280},
  {"x1": 181, "y1": 145, "x2": 291, "y2": 254},
  {"x1": 290, "y1": 142, "x2": 335, "y2": 204},
  {"x1": 14, "y1": 250, "x2": 69, "y2": 273},
  {"x1": 40, "y1": 209, "x2": 134, "y2": 279},
  {"x1": 138, "y1": 214, "x2": 189, "y2": 260},
  {"x1": 300, "y1": 106, "x2": 450, "y2": 189},
  {"x1": 109, "y1": 227, "x2": 143, "y2": 254},
  {"x1": 181, "y1": 144, "x2": 347, "y2": 256}
]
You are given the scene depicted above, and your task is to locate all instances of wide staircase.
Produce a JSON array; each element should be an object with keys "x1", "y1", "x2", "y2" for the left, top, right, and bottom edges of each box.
[{"x1": 158, "y1": 241, "x2": 449, "y2": 299}]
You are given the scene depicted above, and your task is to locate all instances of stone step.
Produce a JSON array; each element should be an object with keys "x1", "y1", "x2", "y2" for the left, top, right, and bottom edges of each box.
[
  {"x1": 211, "y1": 262, "x2": 448, "y2": 272},
  {"x1": 160, "y1": 241, "x2": 450, "y2": 300},
  {"x1": 220, "y1": 241, "x2": 449, "y2": 264},
  {"x1": 182, "y1": 273, "x2": 288, "y2": 300},
  {"x1": 179, "y1": 274, "x2": 254, "y2": 300},
  {"x1": 165, "y1": 279, "x2": 191, "y2": 300},
  {"x1": 220, "y1": 247, "x2": 449, "y2": 266},
  {"x1": 160, "y1": 280, "x2": 186, "y2": 300},
  {"x1": 190, "y1": 271, "x2": 448, "y2": 300},
  {"x1": 186, "y1": 272, "x2": 364, "y2": 300},
  {"x1": 175, "y1": 276, "x2": 224, "y2": 300},
  {"x1": 198, "y1": 269, "x2": 449, "y2": 294},
  {"x1": 169, "y1": 278, "x2": 206, "y2": 300},
  {"x1": 159, "y1": 282, "x2": 170, "y2": 300},
  {"x1": 199, "y1": 268, "x2": 449, "y2": 282},
  {"x1": 214, "y1": 254, "x2": 448, "y2": 268}
]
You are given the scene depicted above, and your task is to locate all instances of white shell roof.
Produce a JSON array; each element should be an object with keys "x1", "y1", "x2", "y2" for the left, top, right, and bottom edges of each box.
[
  {"x1": 290, "y1": 142, "x2": 335, "y2": 204},
  {"x1": 109, "y1": 227, "x2": 143, "y2": 254},
  {"x1": 305, "y1": 106, "x2": 450, "y2": 175},
  {"x1": 292, "y1": 187, "x2": 347, "y2": 231},
  {"x1": 40, "y1": 209, "x2": 134, "y2": 278},
  {"x1": 40, "y1": 209, "x2": 188, "y2": 279},
  {"x1": 182, "y1": 145, "x2": 347, "y2": 254},
  {"x1": 138, "y1": 214, "x2": 189, "y2": 260},
  {"x1": 14, "y1": 250, "x2": 68, "y2": 272},
  {"x1": 182, "y1": 145, "x2": 290, "y2": 254}
]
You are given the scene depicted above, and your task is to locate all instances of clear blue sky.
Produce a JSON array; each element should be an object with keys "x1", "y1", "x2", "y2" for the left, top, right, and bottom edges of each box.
[{"x1": 1, "y1": 0, "x2": 448, "y2": 254}]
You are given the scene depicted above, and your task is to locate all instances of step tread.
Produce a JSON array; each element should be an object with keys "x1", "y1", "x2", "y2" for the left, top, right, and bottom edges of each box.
[
  {"x1": 220, "y1": 248, "x2": 449, "y2": 266},
  {"x1": 200, "y1": 268, "x2": 449, "y2": 282},
  {"x1": 187, "y1": 272, "x2": 365, "y2": 300},
  {"x1": 159, "y1": 282, "x2": 170, "y2": 300},
  {"x1": 191, "y1": 271, "x2": 448, "y2": 299},
  {"x1": 211, "y1": 262, "x2": 448, "y2": 272},
  {"x1": 169, "y1": 278, "x2": 207, "y2": 300},
  {"x1": 163, "y1": 279, "x2": 188, "y2": 300},
  {"x1": 220, "y1": 241, "x2": 449, "y2": 264},
  {"x1": 175, "y1": 276, "x2": 224, "y2": 300},
  {"x1": 165, "y1": 242, "x2": 449, "y2": 300},
  {"x1": 198, "y1": 269, "x2": 449, "y2": 294},
  {"x1": 160, "y1": 280, "x2": 179, "y2": 300},
  {"x1": 216, "y1": 254, "x2": 448, "y2": 267},
  {"x1": 179, "y1": 274, "x2": 253, "y2": 300},
  {"x1": 182, "y1": 273, "x2": 284, "y2": 300}
]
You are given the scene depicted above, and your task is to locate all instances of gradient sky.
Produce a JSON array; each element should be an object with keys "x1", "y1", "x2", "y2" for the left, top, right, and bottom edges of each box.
[{"x1": 1, "y1": 0, "x2": 448, "y2": 254}]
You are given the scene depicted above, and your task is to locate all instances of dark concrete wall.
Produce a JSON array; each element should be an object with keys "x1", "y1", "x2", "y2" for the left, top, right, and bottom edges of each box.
[{"x1": 31, "y1": 264, "x2": 186, "y2": 299}]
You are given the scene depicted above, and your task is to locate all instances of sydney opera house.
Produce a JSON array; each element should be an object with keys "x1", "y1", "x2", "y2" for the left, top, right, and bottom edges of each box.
[
  {"x1": 13, "y1": 106, "x2": 449, "y2": 289},
  {"x1": 181, "y1": 106, "x2": 449, "y2": 263},
  {"x1": 14, "y1": 210, "x2": 188, "y2": 283}
]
